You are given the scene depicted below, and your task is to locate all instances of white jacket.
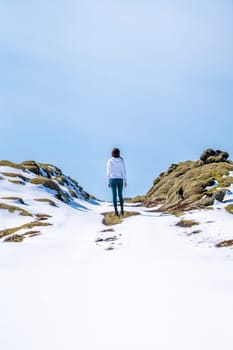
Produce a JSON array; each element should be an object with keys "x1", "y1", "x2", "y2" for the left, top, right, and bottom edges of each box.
[{"x1": 107, "y1": 157, "x2": 127, "y2": 184}]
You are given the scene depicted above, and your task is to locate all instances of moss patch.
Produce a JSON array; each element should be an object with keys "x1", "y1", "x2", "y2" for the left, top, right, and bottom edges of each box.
[
  {"x1": 176, "y1": 219, "x2": 199, "y2": 228},
  {"x1": 102, "y1": 211, "x2": 140, "y2": 226},
  {"x1": 0, "y1": 160, "x2": 23, "y2": 169},
  {"x1": 0, "y1": 203, "x2": 32, "y2": 216},
  {"x1": 170, "y1": 210, "x2": 185, "y2": 217},
  {"x1": 225, "y1": 204, "x2": 233, "y2": 214},
  {"x1": 34, "y1": 198, "x2": 57, "y2": 207},
  {"x1": 30, "y1": 177, "x2": 61, "y2": 192},
  {"x1": 0, "y1": 221, "x2": 52, "y2": 239},
  {"x1": 1, "y1": 197, "x2": 25, "y2": 204},
  {"x1": 8, "y1": 179, "x2": 25, "y2": 185},
  {"x1": 4, "y1": 234, "x2": 25, "y2": 242},
  {"x1": 20, "y1": 160, "x2": 41, "y2": 175},
  {"x1": 35, "y1": 213, "x2": 52, "y2": 220},
  {"x1": 1, "y1": 172, "x2": 29, "y2": 182},
  {"x1": 216, "y1": 240, "x2": 233, "y2": 248},
  {"x1": 38, "y1": 162, "x2": 62, "y2": 176},
  {"x1": 124, "y1": 195, "x2": 145, "y2": 204},
  {"x1": 4, "y1": 230, "x2": 41, "y2": 242},
  {"x1": 23, "y1": 230, "x2": 41, "y2": 237}
]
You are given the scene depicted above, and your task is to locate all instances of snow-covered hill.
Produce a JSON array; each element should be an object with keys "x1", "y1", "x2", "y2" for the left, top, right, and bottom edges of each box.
[
  {"x1": 0, "y1": 160, "x2": 98, "y2": 242},
  {"x1": 1, "y1": 159, "x2": 233, "y2": 349}
]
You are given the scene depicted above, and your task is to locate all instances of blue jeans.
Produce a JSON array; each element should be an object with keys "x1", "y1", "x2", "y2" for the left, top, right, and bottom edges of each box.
[{"x1": 109, "y1": 178, "x2": 124, "y2": 211}]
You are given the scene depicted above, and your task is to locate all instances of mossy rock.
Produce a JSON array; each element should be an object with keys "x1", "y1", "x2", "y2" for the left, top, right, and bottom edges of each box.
[
  {"x1": 199, "y1": 195, "x2": 215, "y2": 206},
  {"x1": 0, "y1": 203, "x2": 32, "y2": 216},
  {"x1": 195, "y1": 160, "x2": 205, "y2": 167},
  {"x1": 20, "y1": 160, "x2": 38, "y2": 167},
  {"x1": 176, "y1": 219, "x2": 199, "y2": 228},
  {"x1": 54, "y1": 176, "x2": 66, "y2": 186},
  {"x1": 200, "y1": 149, "x2": 229, "y2": 163},
  {"x1": 220, "y1": 177, "x2": 233, "y2": 187},
  {"x1": 82, "y1": 192, "x2": 90, "y2": 200},
  {"x1": 1, "y1": 197, "x2": 25, "y2": 204},
  {"x1": 67, "y1": 176, "x2": 79, "y2": 187},
  {"x1": 38, "y1": 163, "x2": 62, "y2": 176},
  {"x1": 54, "y1": 175, "x2": 73, "y2": 187},
  {"x1": 8, "y1": 179, "x2": 25, "y2": 185},
  {"x1": 34, "y1": 198, "x2": 57, "y2": 207},
  {"x1": 54, "y1": 175, "x2": 91, "y2": 200},
  {"x1": 35, "y1": 213, "x2": 52, "y2": 220},
  {"x1": 89, "y1": 194, "x2": 97, "y2": 200},
  {"x1": 20, "y1": 160, "x2": 50, "y2": 176},
  {"x1": 30, "y1": 177, "x2": 74, "y2": 204},
  {"x1": 0, "y1": 220, "x2": 52, "y2": 239},
  {"x1": 144, "y1": 153, "x2": 233, "y2": 212},
  {"x1": 200, "y1": 149, "x2": 216, "y2": 162},
  {"x1": 216, "y1": 240, "x2": 233, "y2": 248},
  {"x1": 0, "y1": 160, "x2": 23, "y2": 169},
  {"x1": 124, "y1": 195, "x2": 145, "y2": 203},
  {"x1": 25, "y1": 166, "x2": 41, "y2": 175},
  {"x1": 23, "y1": 230, "x2": 41, "y2": 237},
  {"x1": 213, "y1": 190, "x2": 226, "y2": 202},
  {"x1": 225, "y1": 204, "x2": 233, "y2": 214},
  {"x1": 30, "y1": 177, "x2": 61, "y2": 193},
  {"x1": 172, "y1": 210, "x2": 185, "y2": 217},
  {"x1": 102, "y1": 211, "x2": 140, "y2": 226},
  {"x1": 1, "y1": 172, "x2": 29, "y2": 182},
  {"x1": 153, "y1": 177, "x2": 161, "y2": 186},
  {"x1": 1, "y1": 160, "x2": 92, "y2": 203},
  {"x1": 167, "y1": 163, "x2": 178, "y2": 174},
  {"x1": 68, "y1": 188, "x2": 77, "y2": 197},
  {"x1": 4, "y1": 234, "x2": 25, "y2": 242}
]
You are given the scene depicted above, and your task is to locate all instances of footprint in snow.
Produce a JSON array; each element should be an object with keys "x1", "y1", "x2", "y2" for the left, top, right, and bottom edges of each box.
[{"x1": 95, "y1": 228, "x2": 123, "y2": 251}]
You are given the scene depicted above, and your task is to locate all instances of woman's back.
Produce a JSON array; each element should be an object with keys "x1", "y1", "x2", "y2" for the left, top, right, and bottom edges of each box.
[
  {"x1": 107, "y1": 157, "x2": 126, "y2": 182},
  {"x1": 107, "y1": 148, "x2": 127, "y2": 216}
]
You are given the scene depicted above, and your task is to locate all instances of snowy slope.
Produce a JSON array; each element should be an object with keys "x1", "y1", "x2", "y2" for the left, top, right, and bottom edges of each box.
[
  {"x1": 0, "y1": 201, "x2": 233, "y2": 349},
  {"x1": 176, "y1": 181, "x2": 233, "y2": 249},
  {"x1": 0, "y1": 161, "x2": 98, "y2": 242},
  {"x1": 1, "y1": 162, "x2": 233, "y2": 349}
]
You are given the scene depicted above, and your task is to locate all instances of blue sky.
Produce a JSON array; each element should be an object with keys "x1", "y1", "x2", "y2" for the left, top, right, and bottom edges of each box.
[{"x1": 0, "y1": 0, "x2": 233, "y2": 200}]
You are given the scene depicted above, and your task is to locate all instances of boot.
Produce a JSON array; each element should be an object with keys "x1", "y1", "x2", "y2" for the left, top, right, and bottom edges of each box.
[
  {"x1": 114, "y1": 208, "x2": 119, "y2": 216},
  {"x1": 121, "y1": 207, "x2": 124, "y2": 216}
]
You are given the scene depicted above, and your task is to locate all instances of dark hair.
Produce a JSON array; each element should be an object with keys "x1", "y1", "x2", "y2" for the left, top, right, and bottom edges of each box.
[{"x1": 112, "y1": 148, "x2": 120, "y2": 158}]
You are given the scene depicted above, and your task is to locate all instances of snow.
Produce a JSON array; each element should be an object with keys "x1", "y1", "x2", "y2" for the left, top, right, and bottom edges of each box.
[
  {"x1": 1, "y1": 168, "x2": 233, "y2": 349},
  {"x1": 206, "y1": 180, "x2": 218, "y2": 190}
]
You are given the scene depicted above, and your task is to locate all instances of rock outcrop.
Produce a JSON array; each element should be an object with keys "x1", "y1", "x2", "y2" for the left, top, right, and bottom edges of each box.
[
  {"x1": 143, "y1": 149, "x2": 233, "y2": 213},
  {"x1": 0, "y1": 159, "x2": 94, "y2": 205},
  {"x1": 0, "y1": 160, "x2": 97, "y2": 242},
  {"x1": 200, "y1": 149, "x2": 229, "y2": 164}
]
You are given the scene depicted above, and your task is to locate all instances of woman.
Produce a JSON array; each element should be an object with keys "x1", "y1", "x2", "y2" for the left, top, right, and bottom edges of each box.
[{"x1": 107, "y1": 148, "x2": 127, "y2": 216}]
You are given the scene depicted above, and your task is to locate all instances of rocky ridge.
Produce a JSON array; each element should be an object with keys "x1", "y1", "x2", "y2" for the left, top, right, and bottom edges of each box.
[
  {"x1": 0, "y1": 160, "x2": 93, "y2": 203},
  {"x1": 0, "y1": 160, "x2": 96, "y2": 242}
]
